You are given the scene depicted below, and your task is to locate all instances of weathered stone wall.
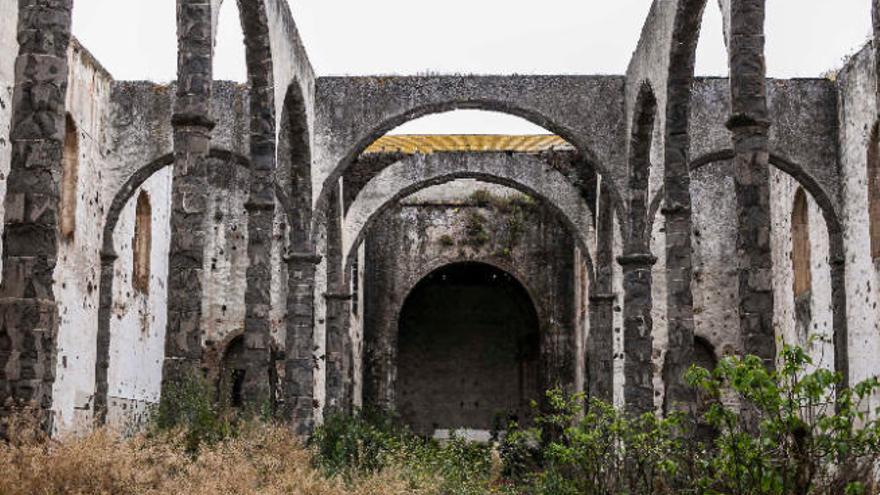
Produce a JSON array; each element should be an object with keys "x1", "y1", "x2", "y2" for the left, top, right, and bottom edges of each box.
[
  {"x1": 2, "y1": 0, "x2": 879, "y2": 436},
  {"x1": 105, "y1": 169, "x2": 172, "y2": 432},
  {"x1": 50, "y1": 42, "x2": 114, "y2": 435},
  {"x1": 769, "y1": 168, "x2": 835, "y2": 371},
  {"x1": 689, "y1": 163, "x2": 740, "y2": 360},
  {"x1": 0, "y1": 0, "x2": 18, "y2": 277},
  {"x1": 361, "y1": 182, "x2": 580, "y2": 416},
  {"x1": 837, "y1": 43, "x2": 880, "y2": 390}
]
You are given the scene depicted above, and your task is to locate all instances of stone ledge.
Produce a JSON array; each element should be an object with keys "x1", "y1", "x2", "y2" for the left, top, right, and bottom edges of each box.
[
  {"x1": 616, "y1": 253, "x2": 657, "y2": 267},
  {"x1": 284, "y1": 251, "x2": 323, "y2": 264}
]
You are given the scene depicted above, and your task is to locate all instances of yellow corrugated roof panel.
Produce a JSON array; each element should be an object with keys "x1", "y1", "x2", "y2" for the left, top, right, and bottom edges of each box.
[{"x1": 363, "y1": 134, "x2": 572, "y2": 154}]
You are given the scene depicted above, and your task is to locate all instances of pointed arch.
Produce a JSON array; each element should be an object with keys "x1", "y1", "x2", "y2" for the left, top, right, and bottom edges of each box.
[{"x1": 627, "y1": 81, "x2": 658, "y2": 249}]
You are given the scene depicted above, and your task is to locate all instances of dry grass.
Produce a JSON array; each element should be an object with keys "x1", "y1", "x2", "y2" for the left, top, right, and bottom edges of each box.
[{"x1": 0, "y1": 413, "x2": 431, "y2": 495}]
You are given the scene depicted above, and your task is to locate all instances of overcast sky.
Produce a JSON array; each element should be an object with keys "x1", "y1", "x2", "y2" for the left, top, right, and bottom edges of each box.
[{"x1": 71, "y1": 0, "x2": 873, "y2": 134}]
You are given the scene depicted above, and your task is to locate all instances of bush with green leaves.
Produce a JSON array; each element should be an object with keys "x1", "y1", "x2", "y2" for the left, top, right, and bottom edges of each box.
[
  {"x1": 501, "y1": 390, "x2": 692, "y2": 495},
  {"x1": 153, "y1": 372, "x2": 238, "y2": 452},
  {"x1": 311, "y1": 409, "x2": 500, "y2": 494},
  {"x1": 686, "y1": 344, "x2": 880, "y2": 495},
  {"x1": 501, "y1": 345, "x2": 880, "y2": 495},
  {"x1": 148, "y1": 345, "x2": 880, "y2": 494}
]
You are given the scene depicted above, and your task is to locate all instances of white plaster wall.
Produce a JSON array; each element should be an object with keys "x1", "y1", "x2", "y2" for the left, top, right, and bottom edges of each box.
[
  {"x1": 51, "y1": 43, "x2": 114, "y2": 436},
  {"x1": 612, "y1": 211, "x2": 625, "y2": 409},
  {"x1": 769, "y1": 169, "x2": 834, "y2": 372},
  {"x1": 0, "y1": 0, "x2": 19, "y2": 278},
  {"x1": 201, "y1": 164, "x2": 250, "y2": 347},
  {"x1": 837, "y1": 45, "x2": 880, "y2": 391},
  {"x1": 105, "y1": 168, "x2": 172, "y2": 433}
]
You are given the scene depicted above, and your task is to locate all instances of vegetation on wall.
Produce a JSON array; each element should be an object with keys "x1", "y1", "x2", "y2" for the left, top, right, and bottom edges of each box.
[
  {"x1": 2, "y1": 345, "x2": 880, "y2": 494},
  {"x1": 437, "y1": 189, "x2": 538, "y2": 256}
]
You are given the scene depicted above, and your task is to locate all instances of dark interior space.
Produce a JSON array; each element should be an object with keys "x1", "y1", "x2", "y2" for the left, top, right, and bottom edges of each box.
[{"x1": 396, "y1": 262, "x2": 541, "y2": 436}]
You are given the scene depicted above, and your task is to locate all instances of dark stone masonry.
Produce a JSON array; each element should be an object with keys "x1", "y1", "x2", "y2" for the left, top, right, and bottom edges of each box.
[{"x1": 0, "y1": 0, "x2": 878, "y2": 437}]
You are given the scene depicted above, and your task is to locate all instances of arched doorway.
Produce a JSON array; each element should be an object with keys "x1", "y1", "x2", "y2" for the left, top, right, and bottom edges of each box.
[{"x1": 396, "y1": 262, "x2": 541, "y2": 436}]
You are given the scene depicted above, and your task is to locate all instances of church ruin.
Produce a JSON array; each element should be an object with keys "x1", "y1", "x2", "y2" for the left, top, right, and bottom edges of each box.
[{"x1": 1, "y1": 0, "x2": 879, "y2": 438}]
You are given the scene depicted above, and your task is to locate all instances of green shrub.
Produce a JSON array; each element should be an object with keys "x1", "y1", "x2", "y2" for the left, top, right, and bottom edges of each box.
[
  {"x1": 310, "y1": 409, "x2": 409, "y2": 476},
  {"x1": 686, "y1": 344, "x2": 880, "y2": 495},
  {"x1": 311, "y1": 410, "x2": 499, "y2": 494},
  {"x1": 502, "y1": 390, "x2": 691, "y2": 495},
  {"x1": 153, "y1": 372, "x2": 237, "y2": 452},
  {"x1": 500, "y1": 346, "x2": 880, "y2": 495}
]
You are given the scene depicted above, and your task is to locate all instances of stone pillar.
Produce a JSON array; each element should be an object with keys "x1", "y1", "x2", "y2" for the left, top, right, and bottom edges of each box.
[
  {"x1": 283, "y1": 251, "x2": 320, "y2": 434},
  {"x1": 324, "y1": 291, "x2": 351, "y2": 414},
  {"x1": 162, "y1": 0, "x2": 215, "y2": 388},
  {"x1": 618, "y1": 252, "x2": 656, "y2": 416},
  {"x1": 242, "y1": 152, "x2": 275, "y2": 407},
  {"x1": 728, "y1": 0, "x2": 774, "y2": 368},
  {"x1": 323, "y1": 185, "x2": 350, "y2": 414},
  {"x1": 587, "y1": 185, "x2": 615, "y2": 403},
  {"x1": 661, "y1": 200, "x2": 697, "y2": 413},
  {"x1": 662, "y1": 52, "x2": 698, "y2": 414},
  {"x1": 0, "y1": 0, "x2": 73, "y2": 431},
  {"x1": 829, "y1": 250, "x2": 849, "y2": 388},
  {"x1": 240, "y1": 0, "x2": 278, "y2": 408},
  {"x1": 92, "y1": 251, "x2": 118, "y2": 423}
]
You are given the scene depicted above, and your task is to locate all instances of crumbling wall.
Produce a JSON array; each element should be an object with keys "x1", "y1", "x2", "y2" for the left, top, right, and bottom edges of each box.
[
  {"x1": 690, "y1": 163, "x2": 740, "y2": 360},
  {"x1": 362, "y1": 182, "x2": 578, "y2": 416},
  {"x1": 105, "y1": 169, "x2": 172, "y2": 432},
  {"x1": 612, "y1": 212, "x2": 625, "y2": 409},
  {"x1": 574, "y1": 246, "x2": 590, "y2": 398},
  {"x1": 837, "y1": 43, "x2": 880, "y2": 388},
  {"x1": 769, "y1": 169, "x2": 834, "y2": 371},
  {"x1": 349, "y1": 242, "x2": 366, "y2": 409},
  {"x1": 50, "y1": 42, "x2": 114, "y2": 435},
  {"x1": 0, "y1": 0, "x2": 18, "y2": 277},
  {"x1": 201, "y1": 158, "x2": 252, "y2": 355}
]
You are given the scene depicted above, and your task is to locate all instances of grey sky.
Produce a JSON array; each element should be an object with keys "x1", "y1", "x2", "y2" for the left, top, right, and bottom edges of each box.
[{"x1": 72, "y1": 0, "x2": 872, "y2": 134}]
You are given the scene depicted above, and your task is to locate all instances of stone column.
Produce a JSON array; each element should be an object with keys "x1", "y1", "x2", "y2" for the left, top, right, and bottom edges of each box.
[
  {"x1": 829, "y1": 249, "x2": 849, "y2": 387},
  {"x1": 662, "y1": 62, "x2": 698, "y2": 414},
  {"x1": 618, "y1": 252, "x2": 656, "y2": 416},
  {"x1": 239, "y1": 0, "x2": 279, "y2": 408},
  {"x1": 242, "y1": 149, "x2": 276, "y2": 407},
  {"x1": 661, "y1": 200, "x2": 697, "y2": 413},
  {"x1": 93, "y1": 251, "x2": 118, "y2": 423},
  {"x1": 587, "y1": 185, "x2": 615, "y2": 403},
  {"x1": 162, "y1": 0, "x2": 215, "y2": 388},
  {"x1": 283, "y1": 251, "x2": 320, "y2": 434},
  {"x1": 728, "y1": 0, "x2": 774, "y2": 369},
  {"x1": 323, "y1": 185, "x2": 351, "y2": 414},
  {"x1": 0, "y1": 0, "x2": 73, "y2": 430}
]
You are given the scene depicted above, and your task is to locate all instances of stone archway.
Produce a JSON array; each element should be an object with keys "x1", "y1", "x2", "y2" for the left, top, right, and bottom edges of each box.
[{"x1": 394, "y1": 261, "x2": 541, "y2": 437}]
